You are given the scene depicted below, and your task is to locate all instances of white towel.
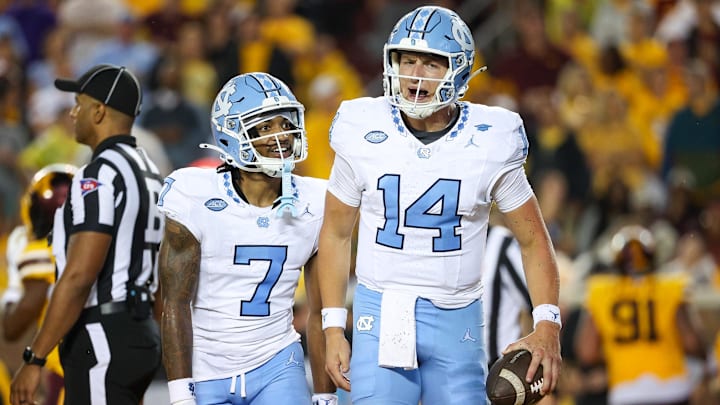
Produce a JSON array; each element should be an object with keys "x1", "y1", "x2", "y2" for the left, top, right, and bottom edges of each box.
[{"x1": 378, "y1": 290, "x2": 418, "y2": 370}]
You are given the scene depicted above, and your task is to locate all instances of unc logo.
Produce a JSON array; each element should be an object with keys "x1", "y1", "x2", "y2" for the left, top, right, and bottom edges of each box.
[
  {"x1": 257, "y1": 216, "x2": 270, "y2": 228},
  {"x1": 364, "y1": 131, "x2": 388, "y2": 144},
  {"x1": 451, "y1": 18, "x2": 474, "y2": 53},
  {"x1": 204, "y1": 198, "x2": 228, "y2": 211},
  {"x1": 356, "y1": 315, "x2": 375, "y2": 332},
  {"x1": 212, "y1": 82, "x2": 236, "y2": 120},
  {"x1": 417, "y1": 148, "x2": 431, "y2": 159}
]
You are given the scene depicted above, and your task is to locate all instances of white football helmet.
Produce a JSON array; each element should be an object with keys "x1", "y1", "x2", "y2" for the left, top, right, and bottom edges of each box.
[
  {"x1": 203, "y1": 72, "x2": 307, "y2": 178},
  {"x1": 383, "y1": 6, "x2": 479, "y2": 119}
]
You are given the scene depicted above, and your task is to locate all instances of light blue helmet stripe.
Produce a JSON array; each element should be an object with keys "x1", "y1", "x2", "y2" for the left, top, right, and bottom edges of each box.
[
  {"x1": 408, "y1": 7, "x2": 437, "y2": 40},
  {"x1": 248, "y1": 73, "x2": 283, "y2": 98}
]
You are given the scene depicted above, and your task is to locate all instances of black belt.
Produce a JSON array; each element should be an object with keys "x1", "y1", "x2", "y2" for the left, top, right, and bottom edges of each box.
[{"x1": 78, "y1": 301, "x2": 128, "y2": 323}]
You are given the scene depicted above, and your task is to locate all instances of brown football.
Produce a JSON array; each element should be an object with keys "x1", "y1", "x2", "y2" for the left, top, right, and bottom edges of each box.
[{"x1": 486, "y1": 349, "x2": 544, "y2": 405}]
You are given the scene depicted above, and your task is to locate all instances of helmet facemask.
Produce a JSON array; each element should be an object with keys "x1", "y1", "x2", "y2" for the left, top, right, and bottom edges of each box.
[
  {"x1": 384, "y1": 49, "x2": 464, "y2": 119},
  {"x1": 220, "y1": 107, "x2": 306, "y2": 178}
]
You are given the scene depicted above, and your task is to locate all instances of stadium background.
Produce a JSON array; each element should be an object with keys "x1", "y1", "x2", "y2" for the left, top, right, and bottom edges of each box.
[{"x1": 1, "y1": 0, "x2": 719, "y2": 404}]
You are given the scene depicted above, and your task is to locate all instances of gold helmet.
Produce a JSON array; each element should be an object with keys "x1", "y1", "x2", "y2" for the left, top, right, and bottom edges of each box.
[
  {"x1": 610, "y1": 225, "x2": 655, "y2": 275},
  {"x1": 20, "y1": 163, "x2": 77, "y2": 240}
]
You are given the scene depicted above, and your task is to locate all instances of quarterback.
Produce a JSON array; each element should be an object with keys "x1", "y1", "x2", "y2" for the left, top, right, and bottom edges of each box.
[{"x1": 316, "y1": 5, "x2": 562, "y2": 404}]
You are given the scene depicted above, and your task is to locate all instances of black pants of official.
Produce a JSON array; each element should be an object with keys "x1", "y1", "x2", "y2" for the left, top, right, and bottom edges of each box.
[{"x1": 59, "y1": 310, "x2": 161, "y2": 405}]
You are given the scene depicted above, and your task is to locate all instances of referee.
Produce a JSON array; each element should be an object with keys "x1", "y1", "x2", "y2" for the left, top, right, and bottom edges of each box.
[
  {"x1": 482, "y1": 224, "x2": 533, "y2": 366},
  {"x1": 11, "y1": 64, "x2": 164, "y2": 405}
]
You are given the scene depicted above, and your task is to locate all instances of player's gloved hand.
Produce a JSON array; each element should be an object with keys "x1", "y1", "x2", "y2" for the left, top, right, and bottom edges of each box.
[
  {"x1": 168, "y1": 378, "x2": 196, "y2": 405},
  {"x1": 312, "y1": 393, "x2": 339, "y2": 405}
]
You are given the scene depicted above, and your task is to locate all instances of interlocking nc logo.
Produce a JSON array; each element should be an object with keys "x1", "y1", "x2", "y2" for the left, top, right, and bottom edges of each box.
[{"x1": 356, "y1": 315, "x2": 375, "y2": 331}]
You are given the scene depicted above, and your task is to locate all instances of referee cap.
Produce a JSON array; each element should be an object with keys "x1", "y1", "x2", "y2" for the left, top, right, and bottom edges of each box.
[{"x1": 55, "y1": 64, "x2": 142, "y2": 117}]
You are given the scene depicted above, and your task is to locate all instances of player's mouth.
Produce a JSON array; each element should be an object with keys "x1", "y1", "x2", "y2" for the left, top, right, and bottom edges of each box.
[
  {"x1": 266, "y1": 144, "x2": 292, "y2": 159},
  {"x1": 406, "y1": 87, "x2": 430, "y2": 102}
]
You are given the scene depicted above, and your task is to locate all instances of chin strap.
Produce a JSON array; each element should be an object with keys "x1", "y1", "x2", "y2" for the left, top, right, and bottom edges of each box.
[{"x1": 275, "y1": 161, "x2": 298, "y2": 217}]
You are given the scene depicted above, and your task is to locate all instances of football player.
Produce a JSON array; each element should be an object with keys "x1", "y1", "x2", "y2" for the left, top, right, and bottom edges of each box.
[
  {"x1": 2, "y1": 163, "x2": 76, "y2": 405},
  {"x1": 575, "y1": 225, "x2": 707, "y2": 405},
  {"x1": 158, "y1": 72, "x2": 336, "y2": 405},
  {"x1": 316, "y1": 5, "x2": 562, "y2": 404}
]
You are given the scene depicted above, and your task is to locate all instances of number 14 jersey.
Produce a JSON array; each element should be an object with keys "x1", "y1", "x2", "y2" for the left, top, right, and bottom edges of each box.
[{"x1": 328, "y1": 97, "x2": 530, "y2": 309}]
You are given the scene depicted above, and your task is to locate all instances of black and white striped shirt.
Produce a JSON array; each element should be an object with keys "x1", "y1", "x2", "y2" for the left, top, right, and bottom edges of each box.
[
  {"x1": 52, "y1": 135, "x2": 164, "y2": 307},
  {"x1": 482, "y1": 225, "x2": 532, "y2": 365}
]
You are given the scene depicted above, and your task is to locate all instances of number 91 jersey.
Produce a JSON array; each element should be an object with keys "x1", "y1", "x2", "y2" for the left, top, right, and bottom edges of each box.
[
  {"x1": 585, "y1": 273, "x2": 690, "y2": 392},
  {"x1": 157, "y1": 167, "x2": 327, "y2": 381},
  {"x1": 328, "y1": 97, "x2": 529, "y2": 308}
]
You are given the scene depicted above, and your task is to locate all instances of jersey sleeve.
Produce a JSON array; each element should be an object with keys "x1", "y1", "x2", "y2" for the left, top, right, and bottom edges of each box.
[
  {"x1": 157, "y1": 169, "x2": 202, "y2": 240},
  {"x1": 157, "y1": 169, "x2": 203, "y2": 240},
  {"x1": 17, "y1": 240, "x2": 55, "y2": 283},
  {"x1": 327, "y1": 100, "x2": 365, "y2": 207},
  {"x1": 478, "y1": 108, "x2": 530, "y2": 203},
  {"x1": 328, "y1": 153, "x2": 362, "y2": 207},
  {"x1": 69, "y1": 160, "x2": 118, "y2": 234}
]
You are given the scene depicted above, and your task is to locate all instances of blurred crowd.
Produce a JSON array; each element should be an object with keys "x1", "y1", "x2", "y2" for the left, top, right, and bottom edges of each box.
[{"x1": 0, "y1": 0, "x2": 719, "y2": 403}]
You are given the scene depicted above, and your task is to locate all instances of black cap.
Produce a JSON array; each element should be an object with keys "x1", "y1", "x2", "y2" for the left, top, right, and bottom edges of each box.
[{"x1": 54, "y1": 64, "x2": 142, "y2": 117}]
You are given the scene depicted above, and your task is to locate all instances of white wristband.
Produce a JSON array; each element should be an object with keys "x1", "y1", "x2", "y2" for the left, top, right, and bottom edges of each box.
[
  {"x1": 321, "y1": 307, "x2": 348, "y2": 330},
  {"x1": 532, "y1": 304, "x2": 562, "y2": 329},
  {"x1": 168, "y1": 378, "x2": 196, "y2": 405},
  {"x1": 312, "y1": 393, "x2": 339, "y2": 405}
]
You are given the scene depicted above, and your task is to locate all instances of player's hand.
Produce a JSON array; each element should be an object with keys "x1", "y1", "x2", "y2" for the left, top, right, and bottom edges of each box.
[
  {"x1": 503, "y1": 321, "x2": 561, "y2": 395},
  {"x1": 10, "y1": 364, "x2": 42, "y2": 405},
  {"x1": 324, "y1": 328, "x2": 351, "y2": 391}
]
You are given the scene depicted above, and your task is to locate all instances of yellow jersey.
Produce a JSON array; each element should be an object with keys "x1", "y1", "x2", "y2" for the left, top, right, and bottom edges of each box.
[{"x1": 585, "y1": 273, "x2": 689, "y2": 388}]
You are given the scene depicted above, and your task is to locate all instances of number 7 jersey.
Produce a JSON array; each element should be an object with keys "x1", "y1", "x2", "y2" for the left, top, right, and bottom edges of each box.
[
  {"x1": 328, "y1": 97, "x2": 530, "y2": 308},
  {"x1": 157, "y1": 167, "x2": 327, "y2": 381}
]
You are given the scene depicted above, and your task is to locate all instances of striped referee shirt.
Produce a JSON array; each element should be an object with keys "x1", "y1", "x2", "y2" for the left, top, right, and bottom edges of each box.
[
  {"x1": 52, "y1": 135, "x2": 164, "y2": 308},
  {"x1": 482, "y1": 225, "x2": 533, "y2": 365}
]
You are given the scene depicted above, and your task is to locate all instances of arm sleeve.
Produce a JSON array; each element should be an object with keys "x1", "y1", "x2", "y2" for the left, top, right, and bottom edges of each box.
[{"x1": 492, "y1": 167, "x2": 534, "y2": 213}]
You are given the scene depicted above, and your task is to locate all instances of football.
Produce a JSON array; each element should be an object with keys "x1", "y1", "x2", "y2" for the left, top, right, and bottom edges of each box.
[{"x1": 486, "y1": 349, "x2": 544, "y2": 405}]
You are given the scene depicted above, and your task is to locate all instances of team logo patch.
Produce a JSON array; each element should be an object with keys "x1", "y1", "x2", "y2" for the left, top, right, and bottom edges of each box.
[
  {"x1": 475, "y1": 124, "x2": 492, "y2": 131},
  {"x1": 356, "y1": 315, "x2": 375, "y2": 332},
  {"x1": 204, "y1": 198, "x2": 228, "y2": 211},
  {"x1": 257, "y1": 216, "x2": 270, "y2": 228},
  {"x1": 417, "y1": 147, "x2": 431, "y2": 159},
  {"x1": 79, "y1": 178, "x2": 102, "y2": 196},
  {"x1": 364, "y1": 131, "x2": 388, "y2": 144}
]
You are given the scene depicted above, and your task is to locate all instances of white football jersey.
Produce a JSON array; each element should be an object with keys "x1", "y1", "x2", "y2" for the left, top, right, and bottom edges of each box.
[
  {"x1": 157, "y1": 167, "x2": 327, "y2": 382},
  {"x1": 328, "y1": 97, "x2": 530, "y2": 308}
]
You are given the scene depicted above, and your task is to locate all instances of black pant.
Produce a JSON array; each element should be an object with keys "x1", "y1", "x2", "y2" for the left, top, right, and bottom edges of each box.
[{"x1": 59, "y1": 310, "x2": 161, "y2": 405}]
